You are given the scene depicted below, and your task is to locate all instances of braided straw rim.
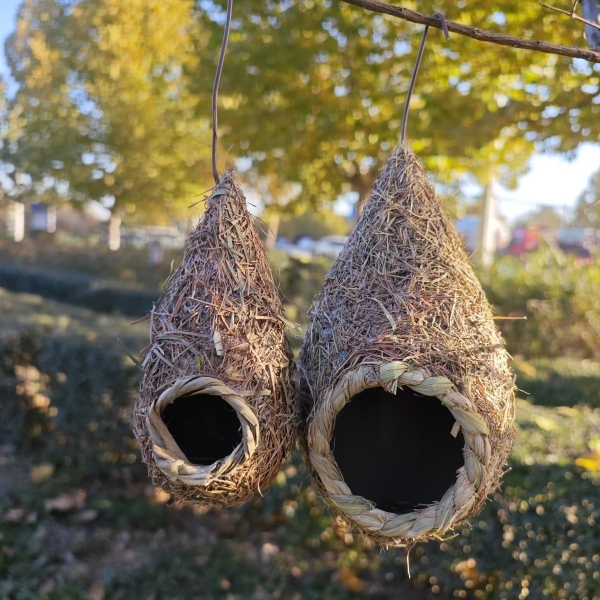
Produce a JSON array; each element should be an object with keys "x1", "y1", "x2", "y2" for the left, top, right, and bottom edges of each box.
[
  {"x1": 306, "y1": 361, "x2": 491, "y2": 543},
  {"x1": 147, "y1": 375, "x2": 260, "y2": 487}
]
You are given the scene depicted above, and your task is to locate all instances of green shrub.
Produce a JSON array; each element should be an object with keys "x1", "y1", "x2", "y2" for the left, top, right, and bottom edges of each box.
[
  {"x1": 480, "y1": 245, "x2": 600, "y2": 359},
  {"x1": 514, "y1": 357, "x2": 600, "y2": 408},
  {"x1": 269, "y1": 251, "x2": 333, "y2": 346},
  {"x1": 277, "y1": 211, "x2": 350, "y2": 242},
  {"x1": 0, "y1": 289, "x2": 146, "y2": 483}
]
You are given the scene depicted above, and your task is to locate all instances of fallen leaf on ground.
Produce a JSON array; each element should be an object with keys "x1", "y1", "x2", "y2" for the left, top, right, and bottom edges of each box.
[
  {"x1": 576, "y1": 453, "x2": 600, "y2": 472},
  {"x1": 2, "y1": 508, "x2": 25, "y2": 522},
  {"x1": 337, "y1": 567, "x2": 366, "y2": 593},
  {"x1": 44, "y1": 490, "x2": 86, "y2": 513},
  {"x1": 75, "y1": 509, "x2": 98, "y2": 523},
  {"x1": 30, "y1": 463, "x2": 54, "y2": 483},
  {"x1": 88, "y1": 581, "x2": 105, "y2": 600}
]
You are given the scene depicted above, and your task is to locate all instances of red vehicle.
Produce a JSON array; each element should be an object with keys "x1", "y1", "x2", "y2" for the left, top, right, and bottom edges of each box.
[{"x1": 505, "y1": 226, "x2": 539, "y2": 256}]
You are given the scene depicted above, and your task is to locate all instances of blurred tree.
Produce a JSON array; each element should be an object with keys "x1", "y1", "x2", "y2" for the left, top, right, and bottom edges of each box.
[
  {"x1": 278, "y1": 210, "x2": 349, "y2": 242},
  {"x1": 2, "y1": 0, "x2": 211, "y2": 226},
  {"x1": 572, "y1": 168, "x2": 600, "y2": 226},
  {"x1": 516, "y1": 205, "x2": 563, "y2": 229},
  {"x1": 192, "y1": 0, "x2": 600, "y2": 211}
]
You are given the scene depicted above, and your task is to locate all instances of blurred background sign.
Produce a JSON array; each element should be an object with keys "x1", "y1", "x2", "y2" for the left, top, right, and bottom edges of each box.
[{"x1": 29, "y1": 202, "x2": 56, "y2": 233}]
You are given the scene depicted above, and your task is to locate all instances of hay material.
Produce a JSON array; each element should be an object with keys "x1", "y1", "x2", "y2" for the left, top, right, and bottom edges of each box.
[
  {"x1": 134, "y1": 171, "x2": 296, "y2": 507},
  {"x1": 299, "y1": 143, "x2": 515, "y2": 545}
]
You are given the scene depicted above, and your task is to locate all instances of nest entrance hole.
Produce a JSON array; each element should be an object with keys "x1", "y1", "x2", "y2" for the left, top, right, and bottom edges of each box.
[
  {"x1": 161, "y1": 393, "x2": 242, "y2": 466},
  {"x1": 332, "y1": 386, "x2": 464, "y2": 514}
]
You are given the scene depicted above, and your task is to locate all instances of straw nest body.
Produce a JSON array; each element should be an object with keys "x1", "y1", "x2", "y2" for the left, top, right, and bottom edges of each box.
[
  {"x1": 299, "y1": 143, "x2": 515, "y2": 546},
  {"x1": 134, "y1": 171, "x2": 296, "y2": 507}
]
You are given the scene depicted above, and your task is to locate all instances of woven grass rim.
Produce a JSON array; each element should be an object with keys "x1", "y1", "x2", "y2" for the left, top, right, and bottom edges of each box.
[
  {"x1": 147, "y1": 375, "x2": 260, "y2": 487},
  {"x1": 307, "y1": 361, "x2": 491, "y2": 542}
]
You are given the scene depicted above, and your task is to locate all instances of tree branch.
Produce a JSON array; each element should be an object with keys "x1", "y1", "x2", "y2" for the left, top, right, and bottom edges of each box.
[
  {"x1": 340, "y1": 0, "x2": 600, "y2": 63},
  {"x1": 540, "y1": 0, "x2": 600, "y2": 32}
]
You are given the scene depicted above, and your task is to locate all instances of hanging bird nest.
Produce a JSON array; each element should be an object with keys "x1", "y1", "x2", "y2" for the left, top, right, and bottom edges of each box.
[
  {"x1": 134, "y1": 171, "x2": 296, "y2": 508},
  {"x1": 299, "y1": 143, "x2": 515, "y2": 546}
]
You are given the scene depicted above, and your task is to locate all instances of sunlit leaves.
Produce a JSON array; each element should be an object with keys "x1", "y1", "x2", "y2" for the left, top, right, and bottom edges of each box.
[
  {"x1": 193, "y1": 0, "x2": 600, "y2": 205},
  {"x1": 4, "y1": 0, "x2": 212, "y2": 221}
]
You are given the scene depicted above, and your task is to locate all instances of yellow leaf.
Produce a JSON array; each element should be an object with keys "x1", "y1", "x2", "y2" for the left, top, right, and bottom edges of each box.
[
  {"x1": 337, "y1": 567, "x2": 365, "y2": 593},
  {"x1": 575, "y1": 455, "x2": 600, "y2": 471},
  {"x1": 533, "y1": 415, "x2": 558, "y2": 432}
]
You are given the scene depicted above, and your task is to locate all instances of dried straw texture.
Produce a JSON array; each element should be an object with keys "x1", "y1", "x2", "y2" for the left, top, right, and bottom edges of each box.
[
  {"x1": 134, "y1": 171, "x2": 296, "y2": 507},
  {"x1": 299, "y1": 143, "x2": 515, "y2": 545}
]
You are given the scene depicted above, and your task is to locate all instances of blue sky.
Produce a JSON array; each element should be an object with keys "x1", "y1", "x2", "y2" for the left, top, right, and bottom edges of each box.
[
  {"x1": 0, "y1": 0, "x2": 20, "y2": 83},
  {"x1": 1, "y1": 0, "x2": 599, "y2": 223}
]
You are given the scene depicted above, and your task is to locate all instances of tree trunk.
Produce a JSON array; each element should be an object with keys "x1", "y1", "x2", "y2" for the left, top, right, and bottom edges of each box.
[
  {"x1": 263, "y1": 212, "x2": 280, "y2": 250},
  {"x1": 108, "y1": 212, "x2": 121, "y2": 251},
  {"x1": 347, "y1": 166, "x2": 377, "y2": 221},
  {"x1": 582, "y1": 0, "x2": 600, "y2": 50},
  {"x1": 479, "y1": 180, "x2": 497, "y2": 269}
]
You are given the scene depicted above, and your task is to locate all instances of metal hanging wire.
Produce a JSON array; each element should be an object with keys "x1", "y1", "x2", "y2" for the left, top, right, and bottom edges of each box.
[
  {"x1": 212, "y1": 0, "x2": 234, "y2": 184},
  {"x1": 400, "y1": 13, "x2": 450, "y2": 142}
]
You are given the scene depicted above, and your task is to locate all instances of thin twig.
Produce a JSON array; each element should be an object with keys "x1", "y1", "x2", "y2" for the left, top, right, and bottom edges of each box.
[
  {"x1": 212, "y1": 0, "x2": 234, "y2": 184},
  {"x1": 401, "y1": 15, "x2": 451, "y2": 142},
  {"x1": 539, "y1": 1, "x2": 600, "y2": 32},
  {"x1": 340, "y1": 0, "x2": 600, "y2": 63},
  {"x1": 492, "y1": 316, "x2": 528, "y2": 320}
]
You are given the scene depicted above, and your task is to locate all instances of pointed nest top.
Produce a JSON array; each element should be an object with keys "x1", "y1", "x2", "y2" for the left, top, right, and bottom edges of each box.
[
  {"x1": 299, "y1": 144, "x2": 515, "y2": 545},
  {"x1": 135, "y1": 171, "x2": 296, "y2": 507}
]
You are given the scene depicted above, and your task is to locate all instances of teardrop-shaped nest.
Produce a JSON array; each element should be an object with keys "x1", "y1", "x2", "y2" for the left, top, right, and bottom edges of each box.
[
  {"x1": 299, "y1": 144, "x2": 515, "y2": 545},
  {"x1": 134, "y1": 171, "x2": 296, "y2": 507}
]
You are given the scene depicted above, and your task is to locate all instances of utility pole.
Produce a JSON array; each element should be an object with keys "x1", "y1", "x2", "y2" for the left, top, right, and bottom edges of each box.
[
  {"x1": 108, "y1": 212, "x2": 121, "y2": 251},
  {"x1": 10, "y1": 201, "x2": 25, "y2": 242},
  {"x1": 479, "y1": 179, "x2": 497, "y2": 268}
]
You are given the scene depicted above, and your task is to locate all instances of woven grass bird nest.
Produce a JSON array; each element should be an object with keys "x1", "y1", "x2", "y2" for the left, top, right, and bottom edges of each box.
[
  {"x1": 299, "y1": 143, "x2": 515, "y2": 545},
  {"x1": 134, "y1": 171, "x2": 296, "y2": 507}
]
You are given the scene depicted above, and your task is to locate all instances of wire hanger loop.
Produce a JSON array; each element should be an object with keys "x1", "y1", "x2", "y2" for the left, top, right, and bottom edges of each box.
[
  {"x1": 400, "y1": 13, "x2": 450, "y2": 143},
  {"x1": 212, "y1": 0, "x2": 234, "y2": 184}
]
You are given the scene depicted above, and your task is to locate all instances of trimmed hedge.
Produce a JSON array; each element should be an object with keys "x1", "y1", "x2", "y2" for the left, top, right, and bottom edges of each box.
[
  {"x1": 0, "y1": 262, "x2": 157, "y2": 318},
  {"x1": 514, "y1": 357, "x2": 600, "y2": 408},
  {"x1": 0, "y1": 252, "x2": 333, "y2": 327}
]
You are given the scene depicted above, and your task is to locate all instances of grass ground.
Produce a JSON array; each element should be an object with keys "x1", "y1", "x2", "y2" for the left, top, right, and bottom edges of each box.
[{"x1": 1, "y1": 288, "x2": 599, "y2": 600}]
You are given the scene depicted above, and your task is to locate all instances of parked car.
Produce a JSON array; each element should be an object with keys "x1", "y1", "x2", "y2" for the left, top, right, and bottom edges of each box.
[
  {"x1": 505, "y1": 226, "x2": 539, "y2": 256},
  {"x1": 556, "y1": 227, "x2": 599, "y2": 260},
  {"x1": 455, "y1": 215, "x2": 511, "y2": 254},
  {"x1": 120, "y1": 226, "x2": 187, "y2": 249},
  {"x1": 313, "y1": 235, "x2": 348, "y2": 259},
  {"x1": 273, "y1": 236, "x2": 313, "y2": 260},
  {"x1": 296, "y1": 236, "x2": 315, "y2": 253}
]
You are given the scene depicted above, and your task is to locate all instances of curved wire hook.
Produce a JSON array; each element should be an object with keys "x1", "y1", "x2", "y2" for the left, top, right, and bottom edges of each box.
[
  {"x1": 212, "y1": 0, "x2": 234, "y2": 184},
  {"x1": 400, "y1": 13, "x2": 450, "y2": 143}
]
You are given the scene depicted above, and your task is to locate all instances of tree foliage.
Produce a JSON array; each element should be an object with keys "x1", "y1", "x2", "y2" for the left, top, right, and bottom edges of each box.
[
  {"x1": 193, "y1": 0, "x2": 600, "y2": 207},
  {"x1": 572, "y1": 167, "x2": 600, "y2": 226},
  {"x1": 2, "y1": 0, "x2": 600, "y2": 219},
  {"x1": 3, "y1": 0, "x2": 211, "y2": 221},
  {"x1": 516, "y1": 205, "x2": 563, "y2": 229},
  {"x1": 278, "y1": 209, "x2": 349, "y2": 241}
]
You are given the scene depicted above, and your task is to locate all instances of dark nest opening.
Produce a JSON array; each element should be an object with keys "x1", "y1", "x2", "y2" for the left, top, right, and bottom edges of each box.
[
  {"x1": 161, "y1": 393, "x2": 242, "y2": 466},
  {"x1": 332, "y1": 387, "x2": 464, "y2": 514}
]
